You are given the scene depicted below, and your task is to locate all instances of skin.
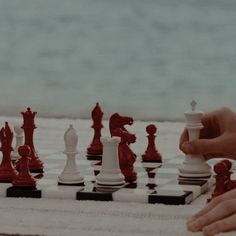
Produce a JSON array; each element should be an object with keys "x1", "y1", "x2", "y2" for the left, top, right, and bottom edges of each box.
[{"x1": 179, "y1": 107, "x2": 236, "y2": 235}]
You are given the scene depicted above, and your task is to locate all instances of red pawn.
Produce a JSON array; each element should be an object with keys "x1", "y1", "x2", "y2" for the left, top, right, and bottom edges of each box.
[
  {"x1": 13, "y1": 145, "x2": 36, "y2": 188},
  {"x1": 19, "y1": 107, "x2": 44, "y2": 172},
  {"x1": 0, "y1": 122, "x2": 18, "y2": 182},
  {"x1": 210, "y1": 160, "x2": 232, "y2": 200},
  {"x1": 87, "y1": 103, "x2": 103, "y2": 159},
  {"x1": 142, "y1": 124, "x2": 162, "y2": 163}
]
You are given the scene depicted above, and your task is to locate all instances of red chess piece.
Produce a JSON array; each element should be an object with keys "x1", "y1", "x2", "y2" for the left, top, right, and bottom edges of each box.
[
  {"x1": 0, "y1": 122, "x2": 18, "y2": 182},
  {"x1": 209, "y1": 160, "x2": 232, "y2": 200},
  {"x1": 109, "y1": 113, "x2": 137, "y2": 182},
  {"x1": 19, "y1": 107, "x2": 44, "y2": 172},
  {"x1": 87, "y1": 103, "x2": 103, "y2": 159},
  {"x1": 12, "y1": 145, "x2": 36, "y2": 188},
  {"x1": 142, "y1": 124, "x2": 162, "y2": 163}
]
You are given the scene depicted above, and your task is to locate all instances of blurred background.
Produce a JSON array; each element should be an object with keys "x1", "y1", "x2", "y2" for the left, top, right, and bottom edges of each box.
[{"x1": 0, "y1": 0, "x2": 236, "y2": 120}]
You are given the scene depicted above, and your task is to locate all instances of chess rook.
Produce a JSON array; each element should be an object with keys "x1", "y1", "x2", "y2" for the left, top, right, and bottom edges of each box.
[
  {"x1": 19, "y1": 108, "x2": 44, "y2": 173},
  {"x1": 0, "y1": 122, "x2": 18, "y2": 182},
  {"x1": 58, "y1": 125, "x2": 84, "y2": 186},
  {"x1": 87, "y1": 103, "x2": 103, "y2": 160},
  {"x1": 179, "y1": 101, "x2": 211, "y2": 178},
  {"x1": 96, "y1": 137, "x2": 125, "y2": 187},
  {"x1": 11, "y1": 125, "x2": 24, "y2": 161}
]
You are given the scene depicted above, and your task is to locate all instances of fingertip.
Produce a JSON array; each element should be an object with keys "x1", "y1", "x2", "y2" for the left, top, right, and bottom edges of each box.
[
  {"x1": 181, "y1": 142, "x2": 195, "y2": 154},
  {"x1": 202, "y1": 226, "x2": 216, "y2": 236}
]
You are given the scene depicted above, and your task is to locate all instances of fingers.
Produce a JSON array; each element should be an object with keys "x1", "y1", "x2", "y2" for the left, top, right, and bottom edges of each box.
[
  {"x1": 180, "y1": 136, "x2": 225, "y2": 156},
  {"x1": 188, "y1": 189, "x2": 236, "y2": 223},
  {"x1": 187, "y1": 199, "x2": 236, "y2": 232},
  {"x1": 179, "y1": 128, "x2": 188, "y2": 149},
  {"x1": 202, "y1": 214, "x2": 236, "y2": 236}
]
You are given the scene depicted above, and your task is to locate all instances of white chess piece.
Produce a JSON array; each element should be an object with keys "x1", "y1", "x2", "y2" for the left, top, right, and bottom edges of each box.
[
  {"x1": 96, "y1": 137, "x2": 125, "y2": 187},
  {"x1": 58, "y1": 124, "x2": 84, "y2": 185},
  {"x1": 179, "y1": 100, "x2": 211, "y2": 178},
  {"x1": 11, "y1": 125, "x2": 24, "y2": 161}
]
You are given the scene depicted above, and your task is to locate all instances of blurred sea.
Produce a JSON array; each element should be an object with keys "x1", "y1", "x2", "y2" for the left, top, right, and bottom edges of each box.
[{"x1": 0, "y1": 0, "x2": 236, "y2": 121}]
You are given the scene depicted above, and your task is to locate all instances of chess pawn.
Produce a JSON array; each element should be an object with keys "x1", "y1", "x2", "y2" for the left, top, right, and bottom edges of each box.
[
  {"x1": 11, "y1": 125, "x2": 24, "y2": 161},
  {"x1": 142, "y1": 124, "x2": 162, "y2": 163},
  {"x1": 12, "y1": 145, "x2": 36, "y2": 188},
  {"x1": 96, "y1": 137, "x2": 125, "y2": 187},
  {"x1": 58, "y1": 125, "x2": 84, "y2": 185},
  {"x1": 179, "y1": 101, "x2": 211, "y2": 178}
]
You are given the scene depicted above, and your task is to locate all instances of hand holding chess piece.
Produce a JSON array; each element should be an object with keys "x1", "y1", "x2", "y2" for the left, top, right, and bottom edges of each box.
[
  {"x1": 180, "y1": 107, "x2": 236, "y2": 161},
  {"x1": 179, "y1": 100, "x2": 211, "y2": 178},
  {"x1": 183, "y1": 107, "x2": 236, "y2": 235}
]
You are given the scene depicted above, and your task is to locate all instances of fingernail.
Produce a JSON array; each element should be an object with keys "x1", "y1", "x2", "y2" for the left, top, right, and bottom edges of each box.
[
  {"x1": 187, "y1": 216, "x2": 197, "y2": 224},
  {"x1": 188, "y1": 221, "x2": 201, "y2": 232},
  {"x1": 181, "y1": 142, "x2": 194, "y2": 153}
]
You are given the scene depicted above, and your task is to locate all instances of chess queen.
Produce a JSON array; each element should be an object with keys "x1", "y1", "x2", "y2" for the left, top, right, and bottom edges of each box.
[{"x1": 20, "y1": 108, "x2": 44, "y2": 172}]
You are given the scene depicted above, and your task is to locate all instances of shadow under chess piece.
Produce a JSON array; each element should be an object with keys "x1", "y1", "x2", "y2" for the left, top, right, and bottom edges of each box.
[
  {"x1": 142, "y1": 124, "x2": 162, "y2": 163},
  {"x1": 11, "y1": 125, "x2": 24, "y2": 161},
  {"x1": 179, "y1": 100, "x2": 211, "y2": 179},
  {"x1": 0, "y1": 122, "x2": 18, "y2": 182},
  {"x1": 58, "y1": 125, "x2": 84, "y2": 186},
  {"x1": 7, "y1": 145, "x2": 41, "y2": 198}
]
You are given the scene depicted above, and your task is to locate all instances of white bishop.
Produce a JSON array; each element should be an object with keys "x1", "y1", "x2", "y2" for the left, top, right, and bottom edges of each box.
[{"x1": 58, "y1": 125, "x2": 84, "y2": 185}]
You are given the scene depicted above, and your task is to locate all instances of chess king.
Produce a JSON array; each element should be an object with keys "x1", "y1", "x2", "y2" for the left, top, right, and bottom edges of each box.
[{"x1": 179, "y1": 100, "x2": 211, "y2": 178}]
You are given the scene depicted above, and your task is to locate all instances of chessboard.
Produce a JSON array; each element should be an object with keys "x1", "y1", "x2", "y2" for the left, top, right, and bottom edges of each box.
[{"x1": 1, "y1": 151, "x2": 215, "y2": 205}]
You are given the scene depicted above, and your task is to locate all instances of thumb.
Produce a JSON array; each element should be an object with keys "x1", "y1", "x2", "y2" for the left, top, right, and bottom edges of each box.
[{"x1": 181, "y1": 137, "x2": 223, "y2": 155}]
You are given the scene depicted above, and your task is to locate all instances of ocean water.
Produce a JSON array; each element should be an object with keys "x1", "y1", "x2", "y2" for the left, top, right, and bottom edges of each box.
[{"x1": 0, "y1": 0, "x2": 236, "y2": 120}]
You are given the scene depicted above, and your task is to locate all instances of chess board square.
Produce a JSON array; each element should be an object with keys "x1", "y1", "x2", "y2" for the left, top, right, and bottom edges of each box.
[
  {"x1": 42, "y1": 185, "x2": 82, "y2": 199},
  {"x1": 0, "y1": 183, "x2": 11, "y2": 197},
  {"x1": 158, "y1": 184, "x2": 201, "y2": 199},
  {"x1": 149, "y1": 189, "x2": 193, "y2": 205},
  {"x1": 113, "y1": 188, "x2": 154, "y2": 203}
]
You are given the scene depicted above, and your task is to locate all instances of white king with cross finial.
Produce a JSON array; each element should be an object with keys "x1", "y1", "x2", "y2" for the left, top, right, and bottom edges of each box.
[{"x1": 179, "y1": 100, "x2": 211, "y2": 178}]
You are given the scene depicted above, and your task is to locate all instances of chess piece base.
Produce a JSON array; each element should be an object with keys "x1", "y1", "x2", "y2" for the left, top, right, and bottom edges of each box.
[
  {"x1": 178, "y1": 172, "x2": 212, "y2": 178},
  {"x1": 178, "y1": 155, "x2": 211, "y2": 179},
  {"x1": 13, "y1": 177, "x2": 36, "y2": 187},
  {"x1": 0, "y1": 169, "x2": 18, "y2": 183},
  {"x1": 96, "y1": 169, "x2": 125, "y2": 187},
  {"x1": 58, "y1": 172, "x2": 84, "y2": 185}
]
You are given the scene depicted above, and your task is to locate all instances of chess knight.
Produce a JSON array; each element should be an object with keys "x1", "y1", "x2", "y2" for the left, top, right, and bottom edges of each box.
[{"x1": 109, "y1": 113, "x2": 137, "y2": 182}]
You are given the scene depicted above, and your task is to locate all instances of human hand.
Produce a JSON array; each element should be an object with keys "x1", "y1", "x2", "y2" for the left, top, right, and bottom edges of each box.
[
  {"x1": 187, "y1": 189, "x2": 236, "y2": 235},
  {"x1": 179, "y1": 107, "x2": 236, "y2": 160}
]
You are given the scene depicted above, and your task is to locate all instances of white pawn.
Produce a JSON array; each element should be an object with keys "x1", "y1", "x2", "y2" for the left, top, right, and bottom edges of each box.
[
  {"x1": 12, "y1": 125, "x2": 24, "y2": 161},
  {"x1": 96, "y1": 137, "x2": 125, "y2": 187},
  {"x1": 58, "y1": 124, "x2": 84, "y2": 185},
  {"x1": 179, "y1": 100, "x2": 211, "y2": 178}
]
